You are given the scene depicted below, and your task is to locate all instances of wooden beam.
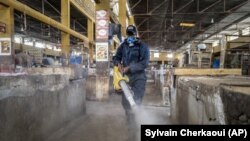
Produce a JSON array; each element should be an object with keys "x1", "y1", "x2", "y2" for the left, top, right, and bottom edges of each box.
[
  {"x1": 119, "y1": 0, "x2": 127, "y2": 37},
  {"x1": 88, "y1": 19, "x2": 94, "y2": 63},
  {"x1": 174, "y1": 68, "x2": 242, "y2": 76},
  {"x1": 87, "y1": 19, "x2": 94, "y2": 43},
  {"x1": 61, "y1": 0, "x2": 70, "y2": 55}
]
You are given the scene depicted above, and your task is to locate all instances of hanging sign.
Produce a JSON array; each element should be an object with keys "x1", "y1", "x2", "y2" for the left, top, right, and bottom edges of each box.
[
  {"x1": 0, "y1": 38, "x2": 11, "y2": 55},
  {"x1": 96, "y1": 42, "x2": 108, "y2": 61},
  {"x1": 96, "y1": 10, "x2": 109, "y2": 41}
]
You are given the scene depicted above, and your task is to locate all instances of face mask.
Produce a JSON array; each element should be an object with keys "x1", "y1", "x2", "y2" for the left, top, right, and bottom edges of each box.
[{"x1": 127, "y1": 36, "x2": 136, "y2": 46}]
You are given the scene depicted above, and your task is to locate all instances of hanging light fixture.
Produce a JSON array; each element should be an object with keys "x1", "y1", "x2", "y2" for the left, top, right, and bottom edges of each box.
[
  {"x1": 180, "y1": 22, "x2": 195, "y2": 27},
  {"x1": 47, "y1": 25, "x2": 51, "y2": 37},
  {"x1": 170, "y1": 19, "x2": 174, "y2": 28},
  {"x1": 57, "y1": 38, "x2": 60, "y2": 44},
  {"x1": 20, "y1": 25, "x2": 24, "y2": 32},
  {"x1": 211, "y1": 18, "x2": 214, "y2": 24}
]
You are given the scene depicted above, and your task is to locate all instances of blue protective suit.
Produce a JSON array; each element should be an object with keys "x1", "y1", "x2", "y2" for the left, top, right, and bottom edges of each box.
[{"x1": 113, "y1": 38, "x2": 150, "y2": 111}]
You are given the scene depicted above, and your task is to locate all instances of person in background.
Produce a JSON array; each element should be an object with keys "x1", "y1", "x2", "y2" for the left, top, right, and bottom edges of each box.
[{"x1": 112, "y1": 25, "x2": 150, "y2": 141}]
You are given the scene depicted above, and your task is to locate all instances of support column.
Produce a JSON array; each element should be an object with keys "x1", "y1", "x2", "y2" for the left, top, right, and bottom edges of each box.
[
  {"x1": 220, "y1": 35, "x2": 227, "y2": 68},
  {"x1": 0, "y1": 5, "x2": 14, "y2": 72},
  {"x1": 61, "y1": 0, "x2": 70, "y2": 63},
  {"x1": 95, "y1": 0, "x2": 110, "y2": 100},
  {"x1": 128, "y1": 16, "x2": 135, "y2": 25},
  {"x1": 189, "y1": 42, "x2": 195, "y2": 64},
  {"x1": 162, "y1": 60, "x2": 165, "y2": 65},
  {"x1": 87, "y1": 19, "x2": 94, "y2": 65},
  {"x1": 119, "y1": 0, "x2": 127, "y2": 37}
]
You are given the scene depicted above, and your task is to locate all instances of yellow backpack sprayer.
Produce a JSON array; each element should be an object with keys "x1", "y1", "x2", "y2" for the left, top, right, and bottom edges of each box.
[{"x1": 113, "y1": 66, "x2": 136, "y2": 107}]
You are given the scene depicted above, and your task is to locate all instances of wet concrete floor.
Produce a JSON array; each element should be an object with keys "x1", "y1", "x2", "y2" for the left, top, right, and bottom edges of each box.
[{"x1": 47, "y1": 83, "x2": 173, "y2": 141}]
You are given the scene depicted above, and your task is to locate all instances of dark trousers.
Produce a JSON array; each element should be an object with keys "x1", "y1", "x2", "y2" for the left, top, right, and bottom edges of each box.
[
  {"x1": 121, "y1": 73, "x2": 146, "y2": 141},
  {"x1": 121, "y1": 77, "x2": 146, "y2": 112}
]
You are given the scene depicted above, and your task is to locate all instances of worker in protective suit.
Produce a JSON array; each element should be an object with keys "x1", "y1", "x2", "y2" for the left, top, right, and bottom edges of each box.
[{"x1": 113, "y1": 25, "x2": 150, "y2": 140}]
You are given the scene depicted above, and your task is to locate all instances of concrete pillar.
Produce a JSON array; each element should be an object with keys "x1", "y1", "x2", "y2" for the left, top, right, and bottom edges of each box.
[
  {"x1": 119, "y1": 0, "x2": 127, "y2": 37},
  {"x1": 87, "y1": 19, "x2": 94, "y2": 65},
  {"x1": 0, "y1": 5, "x2": 14, "y2": 72},
  {"x1": 61, "y1": 0, "x2": 70, "y2": 61},
  {"x1": 189, "y1": 43, "x2": 195, "y2": 64},
  {"x1": 95, "y1": 0, "x2": 110, "y2": 100},
  {"x1": 220, "y1": 35, "x2": 227, "y2": 68}
]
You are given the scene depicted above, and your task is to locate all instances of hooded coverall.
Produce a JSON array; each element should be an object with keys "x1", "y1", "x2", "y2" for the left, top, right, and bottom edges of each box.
[{"x1": 113, "y1": 39, "x2": 150, "y2": 113}]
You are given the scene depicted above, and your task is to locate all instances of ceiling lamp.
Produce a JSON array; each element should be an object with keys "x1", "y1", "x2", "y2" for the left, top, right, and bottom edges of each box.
[
  {"x1": 180, "y1": 22, "x2": 195, "y2": 27},
  {"x1": 211, "y1": 18, "x2": 214, "y2": 24},
  {"x1": 20, "y1": 25, "x2": 24, "y2": 32}
]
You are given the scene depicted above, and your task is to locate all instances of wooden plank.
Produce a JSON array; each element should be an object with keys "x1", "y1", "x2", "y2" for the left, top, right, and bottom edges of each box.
[{"x1": 174, "y1": 68, "x2": 242, "y2": 76}]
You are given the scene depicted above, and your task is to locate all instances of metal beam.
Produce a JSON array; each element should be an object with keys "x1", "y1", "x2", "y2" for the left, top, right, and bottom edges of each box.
[
  {"x1": 70, "y1": 0, "x2": 95, "y2": 22},
  {"x1": 133, "y1": 11, "x2": 249, "y2": 16},
  {"x1": 176, "y1": 2, "x2": 250, "y2": 50},
  {"x1": 44, "y1": 0, "x2": 60, "y2": 15},
  {"x1": 74, "y1": 19, "x2": 87, "y2": 31},
  {"x1": 226, "y1": 0, "x2": 249, "y2": 12},
  {"x1": 149, "y1": 0, "x2": 168, "y2": 15},
  {"x1": 131, "y1": 0, "x2": 142, "y2": 10},
  {"x1": 202, "y1": 14, "x2": 250, "y2": 42},
  {"x1": 137, "y1": 18, "x2": 149, "y2": 28},
  {"x1": 139, "y1": 23, "x2": 163, "y2": 37},
  {"x1": 137, "y1": 0, "x2": 168, "y2": 28},
  {"x1": 143, "y1": 0, "x2": 195, "y2": 44},
  {"x1": 174, "y1": 0, "x2": 194, "y2": 13},
  {"x1": 199, "y1": 0, "x2": 222, "y2": 13},
  {"x1": 0, "y1": 0, "x2": 89, "y2": 42},
  {"x1": 197, "y1": 0, "x2": 199, "y2": 12},
  {"x1": 223, "y1": 0, "x2": 226, "y2": 12}
]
